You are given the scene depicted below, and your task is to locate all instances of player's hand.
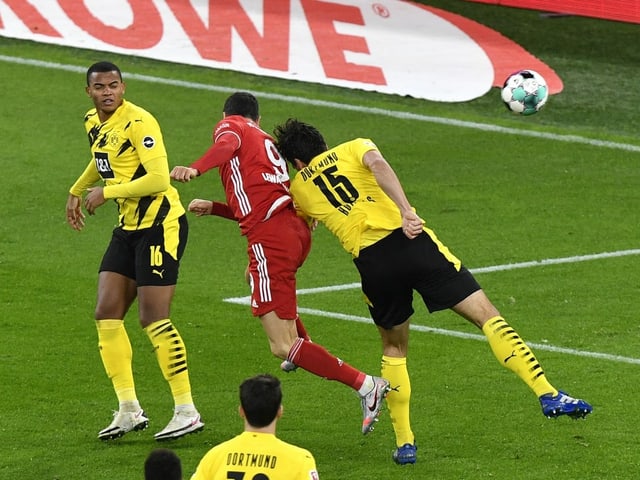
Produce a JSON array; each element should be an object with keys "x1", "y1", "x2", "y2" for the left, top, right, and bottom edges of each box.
[
  {"x1": 170, "y1": 166, "x2": 199, "y2": 182},
  {"x1": 65, "y1": 194, "x2": 86, "y2": 231},
  {"x1": 188, "y1": 198, "x2": 213, "y2": 216},
  {"x1": 401, "y1": 209, "x2": 424, "y2": 239},
  {"x1": 84, "y1": 187, "x2": 106, "y2": 215}
]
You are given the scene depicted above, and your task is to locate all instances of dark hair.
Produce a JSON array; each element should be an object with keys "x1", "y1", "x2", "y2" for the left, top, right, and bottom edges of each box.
[
  {"x1": 86, "y1": 61, "x2": 122, "y2": 86},
  {"x1": 273, "y1": 118, "x2": 327, "y2": 165},
  {"x1": 240, "y1": 374, "x2": 282, "y2": 428},
  {"x1": 223, "y1": 92, "x2": 259, "y2": 121},
  {"x1": 144, "y1": 448, "x2": 182, "y2": 480}
]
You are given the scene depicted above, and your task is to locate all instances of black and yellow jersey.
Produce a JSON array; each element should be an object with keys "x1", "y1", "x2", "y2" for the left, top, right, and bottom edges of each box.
[
  {"x1": 191, "y1": 431, "x2": 318, "y2": 480},
  {"x1": 70, "y1": 99, "x2": 185, "y2": 230},
  {"x1": 290, "y1": 138, "x2": 403, "y2": 256}
]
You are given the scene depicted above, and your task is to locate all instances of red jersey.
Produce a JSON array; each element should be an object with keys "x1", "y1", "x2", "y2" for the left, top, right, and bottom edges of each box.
[{"x1": 190, "y1": 115, "x2": 292, "y2": 235}]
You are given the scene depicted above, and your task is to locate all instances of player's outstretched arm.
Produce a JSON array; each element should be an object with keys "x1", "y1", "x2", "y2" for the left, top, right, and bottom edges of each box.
[
  {"x1": 363, "y1": 150, "x2": 423, "y2": 238},
  {"x1": 188, "y1": 198, "x2": 237, "y2": 220}
]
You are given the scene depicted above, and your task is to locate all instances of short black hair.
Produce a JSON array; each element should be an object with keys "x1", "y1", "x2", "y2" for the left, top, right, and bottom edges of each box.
[
  {"x1": 86, "y1": 61, "x2": 122, "y2": 86},
  {"x1": 273, "y1": 118, "x2": 327, "y2": 165},
  {"x1": 240, "y1": 374, "x2": 282, "y2": 428},
  {"x1": 144, "y1": 448, "x2": 182, "y2": 480},
  {"x1": 223, "y1": 92, "x2": 259, "y2": 121}
]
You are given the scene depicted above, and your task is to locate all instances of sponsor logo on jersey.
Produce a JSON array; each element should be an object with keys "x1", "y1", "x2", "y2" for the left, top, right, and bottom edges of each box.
[
  {"x1": 142, "y1": 136, "x2": 155, "y2": 149},
  {"x1": 94, "y1": 152, "x2": 115, "y2": 179},
  {"x1": 108, "y1": 132, "x2": 119, "y2": 147}
]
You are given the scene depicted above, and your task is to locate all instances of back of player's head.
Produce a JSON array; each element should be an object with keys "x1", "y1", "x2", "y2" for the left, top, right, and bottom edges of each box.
[
  {"x1": 223, "y1": 92, "x2": 259, "y2": 121},
  {"x1": 240, "y1": 374, "x2": 282, "y2": 428},
  {"x1": 86, "y1": 61, "x2": 122, "y2": 86},
  {"x1": 144, "y1": 448, "x2": 182, "y2": 480},
  {"x1": 273, "y1": 118, "x2": 327, "y2": 165}
]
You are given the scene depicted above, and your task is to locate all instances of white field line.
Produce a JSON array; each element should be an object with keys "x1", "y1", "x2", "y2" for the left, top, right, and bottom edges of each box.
[
  {"x1": 225, "y1": 248, "x2": 640, "y2": 365},
  {"x1": 3, "y1": 54, "x2": 640, "y2": 153}
]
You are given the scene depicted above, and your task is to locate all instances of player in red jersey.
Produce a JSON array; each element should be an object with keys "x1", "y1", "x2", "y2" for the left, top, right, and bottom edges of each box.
[{"x1": 170, "y1": 92, "x2": 389, "y2": 435}]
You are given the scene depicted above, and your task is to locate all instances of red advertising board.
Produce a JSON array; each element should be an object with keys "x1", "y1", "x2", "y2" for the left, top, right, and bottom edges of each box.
[{"x1": 465, "y1": 0, "x2": 640, "y2": 24}]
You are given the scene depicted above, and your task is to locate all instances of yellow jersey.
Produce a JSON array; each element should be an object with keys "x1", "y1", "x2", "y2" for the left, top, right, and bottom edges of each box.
[
  {"x1": 70, "y1": 99, "x2": 185, "y2": 230},
  {"x1": 191, "y1": 431, "x2": 319, "y2": 480},
  {"x1": 290, "y1": 138, "x2": 402, "y2": 257}
]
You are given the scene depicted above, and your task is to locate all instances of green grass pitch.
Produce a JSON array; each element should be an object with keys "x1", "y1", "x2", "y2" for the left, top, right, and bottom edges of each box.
[{"x1": 1, "y1": 2, "x2": 640, "y2": 478}]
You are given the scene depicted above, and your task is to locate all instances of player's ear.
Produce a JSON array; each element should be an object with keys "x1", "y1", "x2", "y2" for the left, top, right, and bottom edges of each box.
[
  {"x1": 277, "y1": 404, "x2": 283, "y2": 418},
  {"x1": 238, "y1": 406, "x2": 245, "y2": 418},
  {"x1": 293, "y1": 158, "x2": 305, "y2": 171}
]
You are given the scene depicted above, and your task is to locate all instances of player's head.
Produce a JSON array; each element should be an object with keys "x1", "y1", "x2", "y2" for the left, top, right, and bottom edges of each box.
[
  {"x1": 86, "y1": 61, "x2": 125, "y2": 120},
  {"x1": 86, "y1": 61, "x2": 122, "y2": 86},
  {"x1": 144, "y1": 448, "x2": 182, "y2": 480},
  {"x1": 239, "y1": 374, "x2": 282, "y2": 428},
  {"x1": 223, "y1": 92, "x2": 259, "y2": 121},
  {"x1": 273, "y1": 118, "x2": 327, "y2": 167}
]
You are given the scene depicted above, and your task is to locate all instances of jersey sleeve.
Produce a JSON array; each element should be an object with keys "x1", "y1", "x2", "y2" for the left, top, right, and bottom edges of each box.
[
  {"x1": 69, "y1": 159, "x2": 101, "y2": 196},
  {"x1": 131, "y1": 110, "x2": 168, "y2": 165},
  {"x1": 190, "y1": 132, "x2": 238, "y2": 175},
  {"x1": 297, "y1": 450, "x2": 319, "y2": 480},
  {"x1": 351, "y1": 138, "x2": 379, "y2": 161},
  {"x1": 103, "y1": 112, "x2": 171, "y2": 199},
  {"x1": 102, "y1": 155, "x2": 170, "y2": 199},
  {"x1": 210, "y1": 201, "x2": 237, "y2": 220}
]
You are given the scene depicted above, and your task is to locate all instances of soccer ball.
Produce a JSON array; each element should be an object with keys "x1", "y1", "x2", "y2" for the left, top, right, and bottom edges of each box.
[{"x1": 501, "y1": 70, "x2": 548, "y2": 115}]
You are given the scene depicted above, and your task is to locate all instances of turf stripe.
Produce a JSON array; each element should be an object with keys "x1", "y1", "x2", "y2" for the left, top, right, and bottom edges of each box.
[
  {"x1": 224, "y1": 248, "x2": 640, "y2": 365},
  {"x1": 2, "y1": 54, "x2": 640, "y2": 153}
]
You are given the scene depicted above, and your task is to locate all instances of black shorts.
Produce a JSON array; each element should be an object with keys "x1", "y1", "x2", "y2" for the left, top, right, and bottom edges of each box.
[
  {"x1": 99, "y1": 215, "x2": 188, "y2": 286},
  {"x1": 353, "y1": 228, "x2": 481, "y2": 330}
]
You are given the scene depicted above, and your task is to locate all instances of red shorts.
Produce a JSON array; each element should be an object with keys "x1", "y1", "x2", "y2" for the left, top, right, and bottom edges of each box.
[{"x1": 245, "y1": 208, "x2": 311, "y2": 319}]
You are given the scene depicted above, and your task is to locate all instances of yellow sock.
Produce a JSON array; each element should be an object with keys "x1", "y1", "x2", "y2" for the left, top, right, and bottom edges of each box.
[
  {"x1": 145, "y1": 319, "x2": 194, "y2": 407},
  {"x1": 96, "y1": 319, "x2": 137, "y2": 402},
  {"x1": 482, "y1": 316, "x2": 557, "y2": 398},
  {"x1": 381, "y1": 355, "x2": 414, "y2": 447}
]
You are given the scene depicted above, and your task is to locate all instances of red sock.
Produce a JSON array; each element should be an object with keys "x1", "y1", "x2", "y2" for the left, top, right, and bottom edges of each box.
[
  {"x1": 287, "y1": 338, "x2": 365, "y2": 390},
  {"x1": 295, "y1": 316, "x2": 311, "y2": 341}
]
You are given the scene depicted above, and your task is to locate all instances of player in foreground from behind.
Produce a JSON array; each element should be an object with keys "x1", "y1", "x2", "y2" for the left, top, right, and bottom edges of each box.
[
  {"x1": 65, "y1": 61, "x2": 203, "y2": 441},
  {"x1": 190, "y1": 374, "x2": 319, "y2": 480},
  {"x1": 170, "y1": 92, "x2": 389, "y2": 435},
  {"x1": 273, "y1": 118, "x2": 593, "y2": 466}
]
